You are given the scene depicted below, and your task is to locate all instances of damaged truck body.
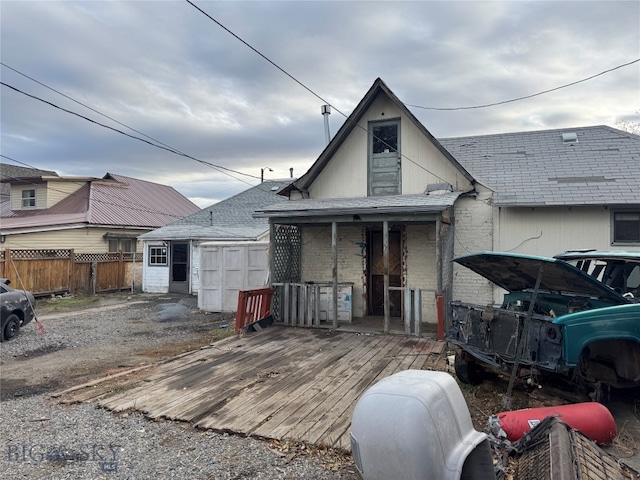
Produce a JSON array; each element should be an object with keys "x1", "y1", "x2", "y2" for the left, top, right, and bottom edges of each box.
[{"x1": 446, "y1": 252, "x2": 640, "y2": 398}]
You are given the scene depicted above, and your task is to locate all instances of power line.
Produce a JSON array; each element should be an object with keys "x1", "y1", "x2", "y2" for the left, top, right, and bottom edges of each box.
[
  {"x1": 186, "y1": 1, "x2": 638, "y2": 188},
  {"x1": 406, "y1": 58, "x2": 640, "y2": 111},
  {"x1": 0, "y1": 81, "x2": 260, "y2": 186},
  {"x1": 185, "y1": 0, "x2": 452, "y2": 186}
]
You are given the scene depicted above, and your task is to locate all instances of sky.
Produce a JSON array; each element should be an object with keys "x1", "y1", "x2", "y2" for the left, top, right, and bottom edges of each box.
[{"x1": 1, "y1": 1, "x2": 639, "y2": 208}]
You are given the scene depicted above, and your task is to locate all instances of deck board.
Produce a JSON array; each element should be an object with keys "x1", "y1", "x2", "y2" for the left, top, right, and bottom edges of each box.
[{"x1": 61, "y1": 326, "x2": 446, "y2": 452}]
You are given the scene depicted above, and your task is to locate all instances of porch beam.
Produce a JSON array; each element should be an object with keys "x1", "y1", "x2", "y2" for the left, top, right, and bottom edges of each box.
[
  {"x1": 332, "y1": 221, "x2": 338, "y2": 330},
  {"x1": 383, "y1": 220, "x2": 390, "y2": 334},
  {"x1": 267, "y1": 213, "x2": 440, "y2": 226},
  {"x1": 268, "y1": 221, "x2": 275, "y2": 286}
]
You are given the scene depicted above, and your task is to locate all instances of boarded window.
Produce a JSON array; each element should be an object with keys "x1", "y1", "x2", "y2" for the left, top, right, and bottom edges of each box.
[
  {"x1": 613, "y1": 212, "x2": 640, "y2": 243},
  {"x1": 149, "y1": 246, "x2": 168, "y2": 266}
]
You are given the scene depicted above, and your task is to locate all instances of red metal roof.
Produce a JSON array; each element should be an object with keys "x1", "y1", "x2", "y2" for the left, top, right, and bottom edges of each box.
[{"x1": 0, "y1": 173, "x2": 199, "y2": 232}]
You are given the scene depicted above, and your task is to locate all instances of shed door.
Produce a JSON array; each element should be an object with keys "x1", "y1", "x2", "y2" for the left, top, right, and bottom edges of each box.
[
  {"x1": 198, "y1": 244, "x2": 269, "y2": 312},
  {"x1": 369, "y1": 119, "x2": 401, "y2": 196},
  {"x1": 169, "y1": 242, "x2": 189, "y2": 294}
]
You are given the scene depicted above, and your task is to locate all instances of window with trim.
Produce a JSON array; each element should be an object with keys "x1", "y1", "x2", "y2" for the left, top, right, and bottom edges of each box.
[
  {"x1": 21, "y1": 189, "x2": 36, "y2": 208},
  {"x1": 107, "y1": 238, "x2": 137, "y2": 253},
  {"x1": 149, "y1": 246, "x2": 168, "y2": 266},
  {"x1": 613, "y1": 212, "x2": 640, "y2": 243}
]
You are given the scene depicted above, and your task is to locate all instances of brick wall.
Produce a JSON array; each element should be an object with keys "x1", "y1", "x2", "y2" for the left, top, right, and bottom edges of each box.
[
  {"x1": 452, "y1": 190, "x2": 495, "y2": 304},
  {"x1": 301, "y1": 225, "x2": 366, "y2": 317},
  {"x1": 404, "y1": 224, "x2": 439, "y2": 323}
]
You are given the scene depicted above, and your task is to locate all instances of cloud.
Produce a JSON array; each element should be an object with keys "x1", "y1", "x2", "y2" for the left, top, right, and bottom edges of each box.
[{"x1": 2, "y1": 0, "x2": 638, "y2": 206}]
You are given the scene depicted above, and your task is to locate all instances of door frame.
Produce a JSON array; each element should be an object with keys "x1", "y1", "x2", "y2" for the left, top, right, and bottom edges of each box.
[{"x1": 169, "y1": 241, "x2": 190, "y2": 294}]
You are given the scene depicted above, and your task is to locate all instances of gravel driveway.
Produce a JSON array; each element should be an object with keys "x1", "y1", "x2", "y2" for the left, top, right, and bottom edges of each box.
[{"x1": 0, "y1": 293, "x2": 359, "y2": 479}]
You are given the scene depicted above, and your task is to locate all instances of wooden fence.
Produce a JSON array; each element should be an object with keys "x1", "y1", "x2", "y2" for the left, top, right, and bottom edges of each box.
[{"x1": 0, "y1": 249, "x2": 143, "y2": 297}]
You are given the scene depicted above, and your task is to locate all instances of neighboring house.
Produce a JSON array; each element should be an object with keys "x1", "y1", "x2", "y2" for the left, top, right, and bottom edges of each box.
[
  {"x1": 254, "y1": 78, "x2": 640, "y2": 332},
  {"x1": 0, "y1": 173, "x2": 200, "y2": 253},
  {"x1": 0, "y1": 164, "x2": 58, "y2": 201},
  {"x1": 138, "y1": 180, "x2": 291, "y2": 307}
]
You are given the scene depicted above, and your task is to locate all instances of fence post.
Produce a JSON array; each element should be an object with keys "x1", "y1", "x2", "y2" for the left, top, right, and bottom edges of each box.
[
  {"x1": 69, "y1": 249, "x2": 75, "y2": 293},
  {"x1": 91, "y1": 261, "x2": 98, "y2": 295},
  {"x1": 118, "y1": 251, "x2": 124, "y2": 290},
  {"x1": 4, "y1": 248, "x2": 10, "y2": 280}
]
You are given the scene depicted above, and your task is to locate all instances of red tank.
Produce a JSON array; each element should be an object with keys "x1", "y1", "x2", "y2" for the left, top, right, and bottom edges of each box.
[{"x1": 495, "y1": 402, "x2": 617, "y2": 444}]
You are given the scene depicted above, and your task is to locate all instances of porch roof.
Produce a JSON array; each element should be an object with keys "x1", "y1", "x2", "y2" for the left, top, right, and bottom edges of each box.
[{"x1": 253, "y1": 191, "x2": 462, "y2": 219}]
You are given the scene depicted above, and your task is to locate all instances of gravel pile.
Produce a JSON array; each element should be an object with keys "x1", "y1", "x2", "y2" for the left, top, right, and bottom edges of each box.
[{"x1": 0, "y1": 294, "x2": 360, "y2": 479}]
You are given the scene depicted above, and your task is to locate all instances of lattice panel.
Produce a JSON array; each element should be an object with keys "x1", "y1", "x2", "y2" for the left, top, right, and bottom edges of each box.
[
  {"x1": 272, "y1": 225, "x2": 301, "y2": 283},
  {"x1": 271, "y1": 225, "x2": 301, "y2": 322},
  {"x1": 75, "y1": 253, "x2": 121, "y2": 262},
  {"x1": 5, "y1": 249, "x2": 72, "y2": 259}
]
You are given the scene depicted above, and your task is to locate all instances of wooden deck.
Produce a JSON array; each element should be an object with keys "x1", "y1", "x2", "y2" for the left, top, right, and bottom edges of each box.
[{"x1": 60, "y1": 327, "x2": 445, "y2": 451}]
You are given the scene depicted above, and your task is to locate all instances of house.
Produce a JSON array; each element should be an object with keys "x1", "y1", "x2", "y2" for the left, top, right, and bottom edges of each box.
[
  {"x1": 138, "y1": 180, "x2": 292, "y2": 308},
  {"x1": 254, "y1": 78, "x2": 640, "y2": 333},
  {"x1": 0, "y1": 172, "x2": 200, "y2": 253},
  {"x1": 0, "y1": 164, "x2": 58, "y2": 202}
]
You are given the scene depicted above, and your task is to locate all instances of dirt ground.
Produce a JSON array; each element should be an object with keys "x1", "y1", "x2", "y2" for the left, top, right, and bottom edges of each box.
[
  {"x1": 1, "y1": 292, "x2": 638, "y2": 471},
  {"x1": 0, "y1": 293, "x2": 236, "y2": 402}
]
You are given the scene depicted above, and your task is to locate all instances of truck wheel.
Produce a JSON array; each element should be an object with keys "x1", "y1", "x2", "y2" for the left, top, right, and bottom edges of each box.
[
  {"x1": 454, "y1": 352, "x2": 485, "y2": 385},
  {"x1": 2, "y1": 314, "x2": 20, "y2": 341}
]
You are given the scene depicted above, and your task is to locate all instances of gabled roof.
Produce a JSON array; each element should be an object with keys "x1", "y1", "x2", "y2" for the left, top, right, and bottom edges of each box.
[
  {"x1": 0, "y1": 173, "x2": 200, "y2": 232},
  {"x1": 285, "y1": 78, "x2": 475, "y2": 195},
  {"x1": 139, "y1": 180, "x2": 292, "y2": 241},
  {"x1": 439, "y1": 125, "x2": 640, "y2": 207}
]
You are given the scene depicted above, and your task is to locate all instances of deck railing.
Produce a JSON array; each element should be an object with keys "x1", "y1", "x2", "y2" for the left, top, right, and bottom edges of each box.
[
  {"x1": 272, "y1": 283, "x2": 439, "y2": 337},
  {"x1": 235, "y1": 287, "x2": 274, "y2": 334}
]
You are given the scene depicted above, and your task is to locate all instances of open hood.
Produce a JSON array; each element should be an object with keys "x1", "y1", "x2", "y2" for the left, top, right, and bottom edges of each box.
[{"x1": 453, "y1": 252, "x2": 629, "y2": 304}]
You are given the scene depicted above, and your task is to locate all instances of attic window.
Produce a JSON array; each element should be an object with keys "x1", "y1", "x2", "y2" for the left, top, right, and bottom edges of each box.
[
  {"x1": 21, "y1": 189, "x2": 36, "y2": 208},
  {"x1": 561, "y1": 132, "x2": 578, "y2": 143}
]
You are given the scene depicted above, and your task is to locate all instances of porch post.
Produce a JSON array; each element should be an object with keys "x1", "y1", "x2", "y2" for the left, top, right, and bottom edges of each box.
[
  {"x1": 436, "y1": 218, "x2": 442, "y2": 293},
  {"x1": 332, "y1": 221, "x2": 338, "y2": 329},
  {"x1": 268, "y1": 221, "x2": 275, "y2": 286},
  {"x1": 383, "y1": 220, "x2": 390, "y2": 333}
]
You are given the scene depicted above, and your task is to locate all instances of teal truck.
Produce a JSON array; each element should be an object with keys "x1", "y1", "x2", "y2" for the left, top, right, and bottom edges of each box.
[{"x1": 447, "y1": 252, "x2": 640, "y2": 400}]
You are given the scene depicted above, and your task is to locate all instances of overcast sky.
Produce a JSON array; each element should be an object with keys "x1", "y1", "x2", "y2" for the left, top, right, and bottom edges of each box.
[{"x1": 1, "y1": 1, "x2": 639, "y2": 208}]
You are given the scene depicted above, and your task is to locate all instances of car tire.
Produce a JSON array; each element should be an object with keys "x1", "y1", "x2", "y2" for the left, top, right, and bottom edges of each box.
[
  {"x1": 2, "y1": 314, "x2": 21, "y2": 341},
  {"x1": 454, "y1": 352, "x2": 485, "y2": 385}
]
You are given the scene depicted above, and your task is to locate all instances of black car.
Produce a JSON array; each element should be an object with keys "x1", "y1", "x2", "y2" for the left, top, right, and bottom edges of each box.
[{"x1": 1, "y1": 278, "x2": 36, "y2": 341}]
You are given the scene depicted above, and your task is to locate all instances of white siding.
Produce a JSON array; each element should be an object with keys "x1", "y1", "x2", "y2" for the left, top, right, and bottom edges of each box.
[
  {"x1": 142, "y1": 241, "x2": 170, "y2": 293},
  {"x1": 45, "y1": 180, "x2": 86, "y2": 208},
  {"x1": 11, "y1": 183, "x2": 47, "y2": 210},
  {"x1": 496, "y1": 205, "x2": 626, "y2": 257}
]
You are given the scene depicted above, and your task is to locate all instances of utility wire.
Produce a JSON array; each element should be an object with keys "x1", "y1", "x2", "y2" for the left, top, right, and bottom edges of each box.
[
  {"x1": 185, "y1": 0, "x2": 452, "y2": 186},
  {"x1": 406, "y1": 58, "x2": 640, "y2": 111},
  {"x1": 0, "y1": 81, "x2": 260, "y2": 186}
]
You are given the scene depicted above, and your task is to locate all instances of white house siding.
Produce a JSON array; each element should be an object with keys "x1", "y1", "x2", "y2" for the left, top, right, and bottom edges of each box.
[
  {"x1": 142, "y1": 242, "x2": 170, "y2": 293},
  {"x1": 191, "y1": 244, "x2": 201, "y2": 295},
  {"x1": 452, "y1": 188, "x2": 495, "y2": 305},
  {"x1": 405, "y1": 224, "x2": 438, "y2": 323},
  {"x1": 301, "y1": 226, "x2": 365, "y2": 318},
  {"x1": 308, "y1": 95, "x2": 474, "y2": 200},
  {"x1": 495, "y1": 205, "x2": 629, "y2": 257}
]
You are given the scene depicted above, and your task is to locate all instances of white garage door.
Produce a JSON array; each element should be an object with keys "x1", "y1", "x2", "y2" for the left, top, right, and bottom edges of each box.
[{"x1": 198, "y1": 243, "x2": 269, "y2": 312}]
